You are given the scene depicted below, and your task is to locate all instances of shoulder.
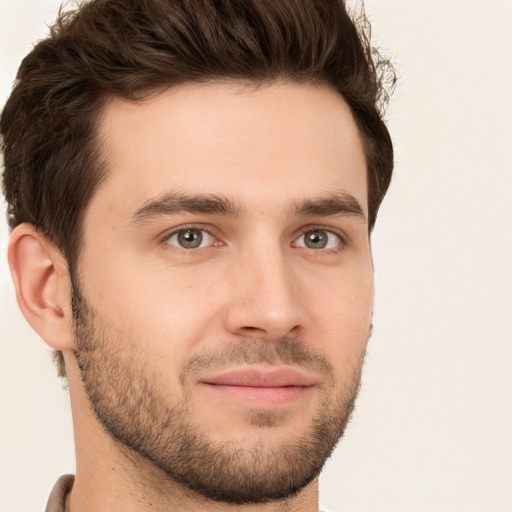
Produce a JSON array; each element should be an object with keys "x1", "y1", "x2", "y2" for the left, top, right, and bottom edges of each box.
[{"x1": 45, "y1": 475, "x2": 74, "y2": 512}]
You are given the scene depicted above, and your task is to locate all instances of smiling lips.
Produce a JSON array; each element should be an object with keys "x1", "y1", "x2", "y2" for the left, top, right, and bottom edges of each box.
[{"x1": 201, "y1": 368, "x2": 317, "y2": 406}]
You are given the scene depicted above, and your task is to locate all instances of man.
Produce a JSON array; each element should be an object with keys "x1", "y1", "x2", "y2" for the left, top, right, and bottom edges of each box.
[{"x1": 1, "y1": 0, "x2": 394, "y2": 510}]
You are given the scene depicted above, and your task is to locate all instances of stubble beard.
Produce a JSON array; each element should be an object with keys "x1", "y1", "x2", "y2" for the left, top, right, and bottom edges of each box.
[{"x1": 71, "y1": 279, "x2": 367, "y2": 504}]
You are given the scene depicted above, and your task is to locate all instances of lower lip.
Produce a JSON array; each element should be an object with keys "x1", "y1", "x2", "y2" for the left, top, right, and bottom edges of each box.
[{"x1": 202, "y1": 384, "x2": 312, "y2": 406}]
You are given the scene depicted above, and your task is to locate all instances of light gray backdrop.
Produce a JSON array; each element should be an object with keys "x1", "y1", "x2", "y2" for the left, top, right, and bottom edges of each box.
[{"x1": 1, "y1": 1, "x2": 511, "y2": 511}]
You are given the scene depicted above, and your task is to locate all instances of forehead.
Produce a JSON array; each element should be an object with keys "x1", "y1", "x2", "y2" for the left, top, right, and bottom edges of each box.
[{"x1": 92, "y1": 81, "x2": 367, "y2": 219}]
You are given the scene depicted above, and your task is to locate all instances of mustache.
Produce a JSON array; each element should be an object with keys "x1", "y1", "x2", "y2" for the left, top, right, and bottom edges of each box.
[{"x1": 180, "y1": 337, "x2": 335, "y2": 385}]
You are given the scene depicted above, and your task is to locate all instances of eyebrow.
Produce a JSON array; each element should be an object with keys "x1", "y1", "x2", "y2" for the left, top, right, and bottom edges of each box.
[
  {"x1": 130, "y1": 190, "x2": 365, "y2": 225},
  {"x1": 131, "y1": 192, "x2": 245, "y2": 225},
  {"x1": 292, "y1": 192, "x2": 366, "y2": 220}
]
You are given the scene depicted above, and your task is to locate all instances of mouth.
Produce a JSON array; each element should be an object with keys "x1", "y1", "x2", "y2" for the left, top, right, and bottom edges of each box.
[{"x1": 199, "y1": 367, "x2": 317, "y2": 407}]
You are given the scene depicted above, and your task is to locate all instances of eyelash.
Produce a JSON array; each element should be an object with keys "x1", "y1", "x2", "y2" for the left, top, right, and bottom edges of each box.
[
  {"x1": 160, "y1": 224, "x2": 220, "y2": 253},
  {"x1": 291, "y1": 225, "x2": 345, "y2": 253},
  {"x1": 160, "y1": 224, "x2": 346, "y2": 253}
]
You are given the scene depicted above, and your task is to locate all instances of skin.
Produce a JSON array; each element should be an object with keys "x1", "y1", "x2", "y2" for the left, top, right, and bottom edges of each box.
[{"x1": 9, "y1": 81, "x2": 373, "y2": 511}]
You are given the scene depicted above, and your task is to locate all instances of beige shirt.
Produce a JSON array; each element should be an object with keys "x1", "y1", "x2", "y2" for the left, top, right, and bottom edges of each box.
[{"x1": 46, "y1": 475, "x2": 74, "y2": 512}]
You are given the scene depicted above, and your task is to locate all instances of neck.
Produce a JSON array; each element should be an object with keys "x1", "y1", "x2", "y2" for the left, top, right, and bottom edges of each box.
[{"x1": 69, "y1": 444, "x2": 319, "y2": 512}]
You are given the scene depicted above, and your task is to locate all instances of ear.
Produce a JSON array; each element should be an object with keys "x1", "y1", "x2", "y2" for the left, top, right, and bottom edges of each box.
[{"x1": 8, "y1": 224, "x2": 74, "y2": 351}]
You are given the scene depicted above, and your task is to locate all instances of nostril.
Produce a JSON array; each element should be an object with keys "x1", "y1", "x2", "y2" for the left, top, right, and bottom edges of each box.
[
  {"x1": 241, "y1": 326, "x2": 262, "y2": 333},
  {"x1": 284, "y1": 325, "x2": 304, "y2": 339},
  {"x1": 238, "y1": 324, "x2": 304, "y2": 339}
]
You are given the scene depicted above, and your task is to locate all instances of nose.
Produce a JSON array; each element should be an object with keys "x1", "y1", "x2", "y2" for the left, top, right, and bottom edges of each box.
[{"x1": 223, "y1": 243, "x2": 309, "y2": 340}]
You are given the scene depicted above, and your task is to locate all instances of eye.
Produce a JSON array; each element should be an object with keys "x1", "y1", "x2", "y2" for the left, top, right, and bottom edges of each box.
[
  {"x1": 165, "y1": 228, "x2": 216, "y2": 249},
  {"x1": 294, "y1": 229, "x2": 342, "y2": 250}
]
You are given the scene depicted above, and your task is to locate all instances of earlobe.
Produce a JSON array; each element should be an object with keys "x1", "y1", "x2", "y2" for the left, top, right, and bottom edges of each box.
[{"x1": 8, "y1": 224, "x2": 74, "y2": 351}]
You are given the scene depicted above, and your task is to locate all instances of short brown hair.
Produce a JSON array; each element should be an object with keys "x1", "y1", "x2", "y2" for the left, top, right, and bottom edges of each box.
[{"x1": 1, "y1": 0, "x2": 395, "y2": 376}]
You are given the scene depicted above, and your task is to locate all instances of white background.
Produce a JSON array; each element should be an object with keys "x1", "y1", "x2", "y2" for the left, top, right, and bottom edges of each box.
[{"x1": 1, "y1": 1, "x2": 511, "y2": 511}]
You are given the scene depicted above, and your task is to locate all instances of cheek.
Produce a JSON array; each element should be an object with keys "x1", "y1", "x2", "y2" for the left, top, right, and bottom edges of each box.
[
  {"x1": 306, "y1": 263, "x2": 373, "y2": 362},
  {"x1": 79, "y1": 251, "x2": 226, "y2": 363}
]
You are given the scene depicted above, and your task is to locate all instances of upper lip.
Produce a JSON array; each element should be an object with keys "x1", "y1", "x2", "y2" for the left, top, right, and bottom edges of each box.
[{"x1": 201, "y1": 367, "x2": 317, "y2": 388}]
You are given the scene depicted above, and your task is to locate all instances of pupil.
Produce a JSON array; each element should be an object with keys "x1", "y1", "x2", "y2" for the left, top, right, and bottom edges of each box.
[
  {"x1": 179, "y1": 230, "x2": 202, "y2": 248},
  {"x1": 305, "y1": 231, "x2": 327, "y2": 249}
]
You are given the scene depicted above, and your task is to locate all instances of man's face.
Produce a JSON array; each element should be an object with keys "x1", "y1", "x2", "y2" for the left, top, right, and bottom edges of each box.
[{"x1": 73, "y1": 82, "x2": 373, "y2": 503}]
